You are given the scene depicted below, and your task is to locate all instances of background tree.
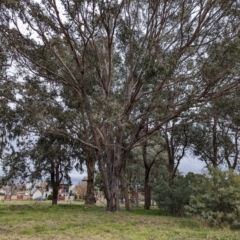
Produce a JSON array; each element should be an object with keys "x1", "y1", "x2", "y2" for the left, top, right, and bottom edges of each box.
[
  {"x1": 30, "y1": 133, "x2": 75, "y2": 205},
  {"x1": 189, "y1": 93, "x2": 240, "y2": 170},
  {"x1": 126, "y1": 139, "x2": 167, "y2": 210},
  {"x1": 142, "y1": 134, "x2": 165, "y2": 210},
  {"x1": 0, "y1": 29, "x2": 13, "y2": 159},
  {"x1": 161, "y1": 119, "x2": 190, "y2": 182},
  {"x1": 215, "y1": 94, "x2": 240, "y2": 171}
]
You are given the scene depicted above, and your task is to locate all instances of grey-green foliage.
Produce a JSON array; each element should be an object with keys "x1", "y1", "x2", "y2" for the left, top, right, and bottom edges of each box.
[
  {"x1": 152, "y1": 170, "x2": 195, "y2": 216},
  {"x1": 185, "y1": 168, "x2": 240, "y2": 228}
]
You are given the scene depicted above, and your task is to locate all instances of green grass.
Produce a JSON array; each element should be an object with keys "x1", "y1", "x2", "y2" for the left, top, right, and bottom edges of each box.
[{"x1": 0, "y1": 201, "x2": 239, "y2": 240}]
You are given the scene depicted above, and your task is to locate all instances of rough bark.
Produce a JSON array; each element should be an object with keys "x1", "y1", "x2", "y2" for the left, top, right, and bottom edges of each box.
[
  {"x1": 97, "y1": 157, "x2": 121, "y2": 212},
  {"x1": 106, "y1": 188, "x2": 119, "y2": 212},
  {"x1": 85, "y1": 159, "x2": 96, "y2": 205},
  {"x1": 97, "y1": 155, "x2": 121, "y2": 212},
  {"x1": 93, "y1": 124, "x2": 125, "y2": 212},
  {"x1": 104, "y1": 168, "x2": 120, "y2": 212}
]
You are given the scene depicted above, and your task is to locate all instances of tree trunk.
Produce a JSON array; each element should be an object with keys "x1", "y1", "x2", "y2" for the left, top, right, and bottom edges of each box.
[
  {"x1": 105, "y1": 179, "x2": 120, "y2": 212},
  {"x1": 52, "y1": 185, "x2": 59, "y2": 205},
  {"x1": 144, "y1": 171, "x2": 151, "y2": 210},
  {"x1": 97, "y1": 153, "x2": 121, "y2": 212},
  {"x1": 212, "y1": 115, "x2": 218, "y2": 167},
  {"x1": 121, "y1": 167, "x2": 130, "y2": 211},
  {"x1": 143, "y1": 139, "x2": 152, "y2": 210},
  {"x1": 168, "y1": 157, "x2": 175, "y2": 186},
  {"x1": 85, "y1": 180, "x2": 96, "y2": 205},
  {"x1": 165, "y1": 134, "x2": 175, "y2": 184},
  {"x1": 85, "y1": 159, "x2": 96, "y2": 205},
  {"x1": 51, "y1": 163, "x2": 61, "y2": 205},
  {"x1": 94, "y1": 125, "x2": 124, "y2": 212}
]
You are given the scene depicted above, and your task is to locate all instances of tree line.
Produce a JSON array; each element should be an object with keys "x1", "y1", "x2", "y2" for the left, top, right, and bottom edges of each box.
[{"x1": 0, "y1": 0, "x2": 240, "y2": 212}]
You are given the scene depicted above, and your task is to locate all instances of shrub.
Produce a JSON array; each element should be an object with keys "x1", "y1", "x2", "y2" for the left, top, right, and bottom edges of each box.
[
  {"x1": 47, "y1": 194, "x2": 53, "y2": 200},
  {"x1": 185, "y1": 168, "x2": 240, "y2": 228},
  {"x1": 153, "y1": 172, "x2": 194, "y2": 216}
]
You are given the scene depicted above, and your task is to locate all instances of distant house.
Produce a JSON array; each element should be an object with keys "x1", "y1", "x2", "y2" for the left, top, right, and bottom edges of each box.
[
  {"x1": 25, "y1": 182, "x2": 51, "y2": 199},
  {"x1": 58, "y1": 183, "x2": 69, "y2": 196},
  {"x1": 0, "y1": 180, "x2": 31, "y2": 200},
  {"x1": 0, "y1": 180, "x2": 76, "y2": 201},
  {"x1": 32, "y1": 190, "x2": 43, "y2": 199},
  {"x1": 59, "y1": 183, "x2": 76, "y2": 196}
]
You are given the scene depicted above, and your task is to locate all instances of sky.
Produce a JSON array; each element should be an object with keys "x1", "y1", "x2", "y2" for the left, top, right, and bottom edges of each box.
[{"x1": 178, "y1": 156, "x2": 206, "y2": 175}]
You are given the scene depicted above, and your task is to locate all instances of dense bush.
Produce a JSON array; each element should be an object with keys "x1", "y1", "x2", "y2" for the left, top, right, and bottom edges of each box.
[
  {"x1": 185, "y1": 168, "x2": 240, "y2": 228},
  {"x1": 47, "y1": 194, "x2": 53, "y2": 200},
  {"x1": 153, "y1": 172, "x2": 195, "y2": 216}
]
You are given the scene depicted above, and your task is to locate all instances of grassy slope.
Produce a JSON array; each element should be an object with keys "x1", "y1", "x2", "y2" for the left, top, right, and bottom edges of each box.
[{"x1": 0, "y1": 201, "x2": 239, "y2": 240}]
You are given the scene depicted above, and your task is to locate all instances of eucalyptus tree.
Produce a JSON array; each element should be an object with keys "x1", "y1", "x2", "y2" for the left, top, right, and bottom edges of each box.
[
  {"x1": 161, "y1": 119, "x2": 190, "y2": 181},
  {"x1": 0, "y1": 34, "x2": 12, "y2": 158},
  {"x1": 189, "y1": 93, "x2": 240, "y2": 170},
  {"x1": 29, "y1": 132, "x2": 76, "y2": 205},
  {"x1": 1, "y1": 122, "x2": 82, "y2": 205},
  {"x1": 220, "y1": 95, "x2": 240, "y2": 171},
  {"x1": 189, "y1": 106, "x2": 227, "y2": 168},
  {"x1": 130, "y1": 137, "x2": 165, "y2": 210},
  {"x1": 1, "y1": 0, "x2": 240, "y2": 212},
  {"x1": 142, "y1": 132, "x2": 165, "y2": 210},
  {"x1": 0, "y1": 80, "x2": 87, "y2": 205}
]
